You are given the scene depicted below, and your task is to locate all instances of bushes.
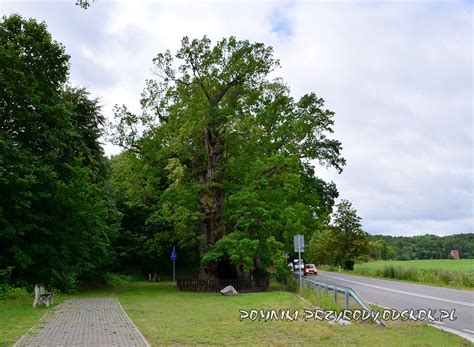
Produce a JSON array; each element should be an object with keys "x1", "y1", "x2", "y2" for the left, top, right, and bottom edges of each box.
[
  {"x1": 0, "y1": 267, "x2": 28, "y2": 299},
  {"x1": 0, "y1": 285, "x2": 29, "y2": 300},
  {"x1": 272, "y1": 254, "x2": 292, "y2": 284}
]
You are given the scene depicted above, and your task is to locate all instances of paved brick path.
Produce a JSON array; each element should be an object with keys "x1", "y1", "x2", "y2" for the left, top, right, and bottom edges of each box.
[{"x1": 14, "y1": 297, "x2": 150, "y2": 347}]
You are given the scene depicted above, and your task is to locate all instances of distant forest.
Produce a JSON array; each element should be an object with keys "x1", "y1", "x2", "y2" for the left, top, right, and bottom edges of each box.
[{"x1": 368, "y1": 233, "x2": 474, "y2": 260}]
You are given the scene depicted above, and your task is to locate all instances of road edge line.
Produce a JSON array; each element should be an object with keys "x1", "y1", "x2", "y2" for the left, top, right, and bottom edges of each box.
[
  {"x1": 320, "y1": 273, "x2": 474, "y2": 307},
  {"x1": 428, "y1": 323, "x2": 474, "y2": 343}
]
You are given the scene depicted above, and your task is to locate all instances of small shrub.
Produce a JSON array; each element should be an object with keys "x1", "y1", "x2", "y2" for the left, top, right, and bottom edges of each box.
[
  {"x1": 50, "y1": 270, "x2": 78, "y2": 293},
  {"x1": 0, "y1": 284, "x2": 29, "y2": 300},
  {"x1": 268, "y1": 253, "x2": 293, "y2": 285}
]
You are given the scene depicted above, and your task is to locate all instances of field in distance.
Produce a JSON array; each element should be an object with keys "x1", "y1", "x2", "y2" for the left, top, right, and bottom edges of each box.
[
  {"x1": 319, "y1": 259, "x2": 474, "y2": 289},
  {"x1": 355, "y1": 259, "x2": 474, "y2": 273}
]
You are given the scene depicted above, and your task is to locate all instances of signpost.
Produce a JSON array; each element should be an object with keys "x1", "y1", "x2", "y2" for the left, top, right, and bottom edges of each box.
[
  {"x1": 294, "y1": 235, "x2": 304, "y2": 290},
  {"x1": 170, "y1": 246, "x2": 177, "y2": 282}
]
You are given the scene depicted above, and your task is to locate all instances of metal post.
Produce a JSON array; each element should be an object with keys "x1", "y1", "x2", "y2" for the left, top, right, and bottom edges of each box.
[
  {"x1": 298, "y1": 241, "x2": 302, "y2": 291},
  {"x1": 172, "y1": 246, "x2": 176, "y2": 283},
  {"x1": 305, "y1": 280, "x2": 385, "y2": 326}
]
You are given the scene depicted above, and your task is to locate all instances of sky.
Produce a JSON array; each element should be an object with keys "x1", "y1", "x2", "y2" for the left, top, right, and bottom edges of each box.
[{"x1": 1, "y1": 0, "x2": 472, "y2": 237}]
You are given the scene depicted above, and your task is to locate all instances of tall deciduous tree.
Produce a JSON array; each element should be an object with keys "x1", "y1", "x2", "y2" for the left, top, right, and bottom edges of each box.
[
  {"x1": 0, "y1": 15, "x2": 117, "y2": 291},
  {"x1": 111, "y1": 36, "x2": 345, "y2": 278},
  {"x1": 308, "y1": 200, "x2": 369, "y2": 270}
]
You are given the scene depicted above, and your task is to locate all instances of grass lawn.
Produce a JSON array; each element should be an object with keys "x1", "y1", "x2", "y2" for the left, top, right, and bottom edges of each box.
[
  {"x1": 355, "y1": 259, "x2": 474, "y2": 273},
  {"x1": 1, "y1": 281, "x2": 471, "y2": 346}
]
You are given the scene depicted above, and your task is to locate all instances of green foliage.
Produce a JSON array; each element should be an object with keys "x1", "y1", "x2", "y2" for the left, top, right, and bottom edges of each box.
[
  {"x1": 202, "y1": 232, "x2": 259, "y2": 272},
  {"x1": 307, "y1": 229, "x2": 337, "y2": 266},
  {"x1": 0, "y1": 15, "x2": 118, "y2": 292},
  {"x1": 0, "y1": 267, "x2": 29, "y2": 299},
  {"x1": 368, "y1": 233, "x2": 474, "y2": 260},
  {"x1": 307, "y1": 200, "x2": 369, "y2": 270},
  {"x1": 368, "y1": 239, "x2": 397, "y2": 260},
  {"x1": 0, "y1": 285, "x2": 29, "y2": 300},
  {"x1": 272, "y1": 253, "x2": 292, "y2": 284},
  {"x1": 76, "y1": 0, "x2": 93, "y2": 9},
  {"x1": 109, "y1": 36, "x2": 344, "y2": 277}
]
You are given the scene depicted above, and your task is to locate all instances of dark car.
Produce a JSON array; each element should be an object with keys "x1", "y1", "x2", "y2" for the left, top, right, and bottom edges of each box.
[{"x1": 303, "y1": 263, "x2": 318, "y2": 276}]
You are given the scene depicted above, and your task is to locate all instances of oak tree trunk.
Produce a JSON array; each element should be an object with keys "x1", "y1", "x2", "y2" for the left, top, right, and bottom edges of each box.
[{"x1": 198, "y1": 115, "x2": 226, "y2": 279}]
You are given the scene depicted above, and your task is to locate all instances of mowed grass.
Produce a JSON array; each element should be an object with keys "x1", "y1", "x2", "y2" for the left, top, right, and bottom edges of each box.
[
  {"x1": 0, "y1": 295, "x2": 49, "y2": 346},
  {"x1": 1, "y1": 281, "x2": 471, "y2": 346},
  {"x1": 355, "y1": 259, "x2": 474, "y2": 273}
]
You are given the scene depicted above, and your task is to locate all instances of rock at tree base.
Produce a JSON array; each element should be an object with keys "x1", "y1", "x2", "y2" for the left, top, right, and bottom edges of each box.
[{"x1": 220, "y1": 285, "x2": 238, "y2": 296}]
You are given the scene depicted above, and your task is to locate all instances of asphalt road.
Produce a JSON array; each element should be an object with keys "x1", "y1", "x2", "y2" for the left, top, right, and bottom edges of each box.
[{"x1": 302, "y1": 270, "x2": 474, "y2": 342}]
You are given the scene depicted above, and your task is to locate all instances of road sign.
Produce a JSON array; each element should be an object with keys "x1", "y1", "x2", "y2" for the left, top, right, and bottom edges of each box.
[
  {"x1": 294, "y1": 235, "x2": 304, "y2": 253},
  {"x1": 170, "y1": 250, "x2": 177, "y2": 262}
]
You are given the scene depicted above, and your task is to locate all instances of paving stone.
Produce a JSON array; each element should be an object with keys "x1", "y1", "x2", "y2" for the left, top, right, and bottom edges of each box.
[{"x1": 14, "y1": 297, "x2": 150, "y2": 347}]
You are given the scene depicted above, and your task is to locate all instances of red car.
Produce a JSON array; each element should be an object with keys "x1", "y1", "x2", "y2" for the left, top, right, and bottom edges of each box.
[{"x1": 303, "y1": 264, "x2": 318, "y2": 276}]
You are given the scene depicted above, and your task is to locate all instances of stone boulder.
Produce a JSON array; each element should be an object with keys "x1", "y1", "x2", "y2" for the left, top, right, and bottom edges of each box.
[{"x1": 220, "y1": 285, "x2": 238, "y2": 296}]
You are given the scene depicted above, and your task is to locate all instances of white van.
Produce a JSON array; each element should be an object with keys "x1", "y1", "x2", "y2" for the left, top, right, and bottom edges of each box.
[{"x1": 293, "y1": 259, "x2": 304, "y2": 271}]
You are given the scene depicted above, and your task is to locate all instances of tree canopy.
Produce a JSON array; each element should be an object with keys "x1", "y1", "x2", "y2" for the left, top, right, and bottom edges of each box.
[
  {"x1": 368, "y1": 234, "x2": 474, "y2": 260},
  {"x1": 110, "y1": 36, "x2": 345, "y2": 279},
  {"x1": 307, "y1": 200, "x2": 369, "y2": 270},
  {"x1": 0, "y1": 15, "x2": 117, "y2": 291}
]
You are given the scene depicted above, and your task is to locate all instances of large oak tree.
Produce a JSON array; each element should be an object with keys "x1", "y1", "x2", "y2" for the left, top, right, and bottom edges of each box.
[{"x1": 111, "y1": 36, "x2": 345, "y2": 279}]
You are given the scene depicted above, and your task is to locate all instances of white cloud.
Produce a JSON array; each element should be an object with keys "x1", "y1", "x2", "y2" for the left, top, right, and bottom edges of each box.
[{"x1": 1, "y1": 0, "x2": 472, "y2": 236}]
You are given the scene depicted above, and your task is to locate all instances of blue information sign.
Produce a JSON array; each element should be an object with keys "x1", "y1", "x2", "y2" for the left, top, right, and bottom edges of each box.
[{"x1": 170, "y1": 250, "x2": 177, "y2": 262}]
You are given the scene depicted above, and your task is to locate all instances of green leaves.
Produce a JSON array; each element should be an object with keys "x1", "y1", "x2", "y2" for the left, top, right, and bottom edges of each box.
[
  {"x1": 307, "y1": 200, "x2": 369, "y2": 270},
  {"x1": 202, "y1": 232, "x2": 259, "y2": 272},
  {"x1": 165, "y1": 158, "x2": 186, "y2": 188},
  {"x1": 0, "y1": 15, "x2": 116, "y2": 291},
  {"x1": 332, "y1": 199, "x2": 363, "y2": 235},
  {"x1": 109, "y1": 36, "x2": 346, "y2": 277}
]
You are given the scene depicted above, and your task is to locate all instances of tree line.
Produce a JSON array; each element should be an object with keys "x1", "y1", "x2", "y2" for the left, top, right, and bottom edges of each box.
[
  {"x1": 0, "y1": 15, "x2": 120, "y2": 292},
  {"x1": 304, "y1": 231, "x2": 473, "y2": 269},
  {"x1": 367, "y1": 234, "x2": 474, "y2": 260}
]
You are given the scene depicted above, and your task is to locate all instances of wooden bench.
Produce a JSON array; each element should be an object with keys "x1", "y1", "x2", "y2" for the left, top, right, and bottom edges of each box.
[{"x1": 33, "y1": 283, "x2": 54, "y2": 308}]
